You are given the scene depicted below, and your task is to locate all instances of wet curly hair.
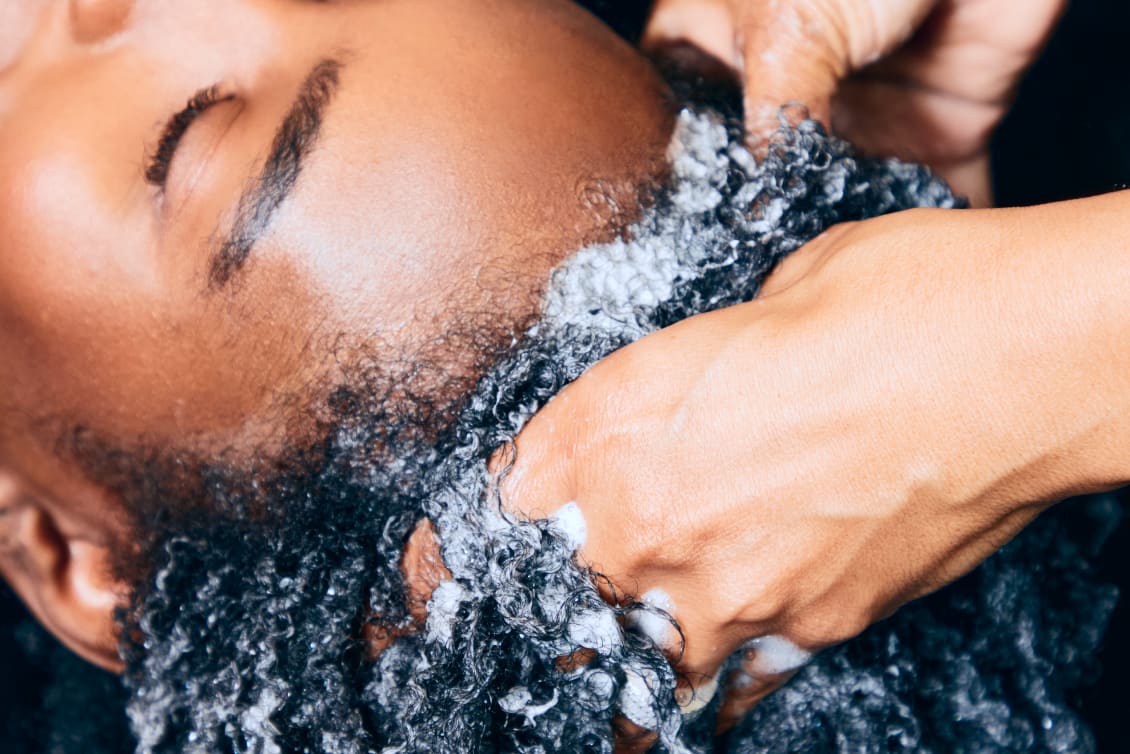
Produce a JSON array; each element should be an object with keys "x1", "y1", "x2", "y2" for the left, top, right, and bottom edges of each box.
[{"x1": 1, "y1": 98, "x2": 1118, "y2": 753}]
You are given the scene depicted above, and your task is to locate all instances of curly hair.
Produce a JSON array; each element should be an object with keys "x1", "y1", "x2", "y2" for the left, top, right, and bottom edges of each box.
[{"x1": 1, "y1": 103, "x2": 1117, "y2": 753}]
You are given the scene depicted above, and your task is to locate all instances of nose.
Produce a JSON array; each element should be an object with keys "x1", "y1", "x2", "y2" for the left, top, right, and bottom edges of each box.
[{"x1": 69, "y1": 0, "x2": 134, "y2": 45}]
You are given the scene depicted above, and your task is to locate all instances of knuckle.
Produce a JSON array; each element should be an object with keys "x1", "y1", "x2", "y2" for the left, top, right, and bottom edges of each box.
[{"x1": 794, "y1": 609, "x2": 870, "y2": 648}]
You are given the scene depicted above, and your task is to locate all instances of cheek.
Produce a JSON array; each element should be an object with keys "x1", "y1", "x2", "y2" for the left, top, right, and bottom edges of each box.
[
  {"x1": 0, "y1": 127, "x2": 157, "y2": 308},
  {"x1": 0, "y1": 259, "x2": 325, "y2": 444}
]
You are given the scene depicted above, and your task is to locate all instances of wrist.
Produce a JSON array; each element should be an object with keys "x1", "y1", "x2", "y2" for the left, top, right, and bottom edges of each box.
[
  {"x1": 897, "y1": 195, "x2": 1130, "y2": 509},
  {"x1": 1002, "y1": 193, "x2": 1130, "y2": 496}
]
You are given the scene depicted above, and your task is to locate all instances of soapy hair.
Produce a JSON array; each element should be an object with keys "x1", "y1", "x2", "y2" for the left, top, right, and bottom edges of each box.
[{"x1": 0, "y1": 106, "x2": 1117, "y2": 754}]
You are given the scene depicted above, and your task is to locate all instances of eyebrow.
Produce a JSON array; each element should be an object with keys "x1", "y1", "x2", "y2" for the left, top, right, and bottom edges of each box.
[{"x1": 208, "y1": 58, "x2": 343, "y2": 289}]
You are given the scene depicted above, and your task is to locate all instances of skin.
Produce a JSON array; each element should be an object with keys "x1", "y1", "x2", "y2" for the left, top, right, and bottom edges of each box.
[
  {"x1": 0, "y1": 0, "x2": 674, "y2": 672},
  {"x1": 508, "y1": 0, "x2": 1129, "y2": 730},
  {"x1": 2, "y1": 0, "x2": 1109, "y2": 746},
  {"x1": 644, "y1": 0, "x2": 1068, "y2": 206}
]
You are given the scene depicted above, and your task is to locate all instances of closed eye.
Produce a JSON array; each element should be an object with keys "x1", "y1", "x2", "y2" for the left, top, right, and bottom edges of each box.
[{"x1": 145, "y1": 85, "x2": 232, "y2": 190}]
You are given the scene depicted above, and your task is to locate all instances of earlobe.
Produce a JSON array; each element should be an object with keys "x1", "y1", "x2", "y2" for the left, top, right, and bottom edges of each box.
[{"x1": 0, "y1": 472, "x2": 126, "y2": 673}]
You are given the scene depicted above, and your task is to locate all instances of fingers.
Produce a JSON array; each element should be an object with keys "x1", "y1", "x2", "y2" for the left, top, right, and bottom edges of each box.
[
  {"x1": 491, "y1": 391, "x2": 580, "y2": 521},
  {"x1": 715, "y1": 666, "x2": 796, "y2": 732},
  {"x1": 644, "y1": 0, "x2": 737, "y2": 69},
  {"x1": 645, "y1": 0, "x2": 848, "y2": 135},
  {"x1": 732, "y1": 4, "x2": 847, "y2": 135},
  {"x1": 713, "y1": 635, "x2": 813, "y2": 731},
  {"x1": 361, "y1": 518, "x2": 450, "y2": 660},
  {"x1": 612, "y1": 716, "x2": 660, "y2": 753},
  {"x1": 608, "y1": 636, "x2": 797, "y2": 749},
  {"x1": 619, "y1": 628, "x2": 814, "y2": 742},
  {"x1": 400, "y1": 518, "x2": 451, "y2": 623}
]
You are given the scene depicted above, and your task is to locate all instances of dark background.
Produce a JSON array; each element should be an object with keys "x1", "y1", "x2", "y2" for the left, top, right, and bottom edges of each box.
[{"x1": 3, "y1": 1, "x2": 1129, "y2": 751}]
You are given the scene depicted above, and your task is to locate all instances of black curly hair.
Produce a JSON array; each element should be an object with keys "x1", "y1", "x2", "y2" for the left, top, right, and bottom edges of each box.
[
  {"x1": 1, "y1": 2, "x2": 1126, "y2": 751},
  {"x1": 2, "y1": 96, "x2": 1119, "y2": 752}
]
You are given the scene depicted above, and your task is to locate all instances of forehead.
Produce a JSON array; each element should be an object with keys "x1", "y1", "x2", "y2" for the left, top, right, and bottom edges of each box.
[{"x1": 0, "y1": 0, "x2": 671, "y2": 466}]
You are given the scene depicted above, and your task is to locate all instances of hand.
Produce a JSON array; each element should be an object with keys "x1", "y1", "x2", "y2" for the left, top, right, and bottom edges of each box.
[
  {"x1": 643, "y1": 0, "x2": 1067, "y2": 205},
  {"x1": 501, "y1": 195, "x2": 1130, "y2": 729}
]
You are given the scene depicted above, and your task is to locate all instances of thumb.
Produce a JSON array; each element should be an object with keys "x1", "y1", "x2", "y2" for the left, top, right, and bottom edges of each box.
[
  {"x1": 757, "y1": 221, "x2": 858, "y2": 297},
  {"x1": 493, "y1": 390, "x2": 581, "y2": 521}
]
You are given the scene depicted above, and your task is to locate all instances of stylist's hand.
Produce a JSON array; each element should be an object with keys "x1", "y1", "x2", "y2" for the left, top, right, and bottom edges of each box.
[
  {"x1": 501, "y1": 195, "x2": 1130, "y2": 731},
  {"x1": 644, "y1": 0, "x2": 1066, "y2": 206}
]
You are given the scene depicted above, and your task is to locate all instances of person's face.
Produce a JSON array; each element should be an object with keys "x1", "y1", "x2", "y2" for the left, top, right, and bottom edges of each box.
[{"x1": 0, "y1": 0, "x2": 672, "y2": 668}]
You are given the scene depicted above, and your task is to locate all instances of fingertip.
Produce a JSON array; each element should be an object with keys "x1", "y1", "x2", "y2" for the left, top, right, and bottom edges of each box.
[
  {"x1": 735, "y1": 13, "x2": 840, "y2": 138},
  {"x1": 642, "y1": 0, "x2": 739, "y2": 69},
  {"x1": 674, "y1": 664, "x2": 724, "y2": 718}
]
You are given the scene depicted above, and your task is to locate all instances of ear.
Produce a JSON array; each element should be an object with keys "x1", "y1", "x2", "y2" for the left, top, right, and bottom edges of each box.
[{"x1": 0, "y1": 470, "x2": 126, "y2": 673}]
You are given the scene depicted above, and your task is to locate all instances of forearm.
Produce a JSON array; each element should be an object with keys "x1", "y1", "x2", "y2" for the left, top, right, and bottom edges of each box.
[{"x1": 989, "y1": 191, "x2": 1130, "y2": 499}]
